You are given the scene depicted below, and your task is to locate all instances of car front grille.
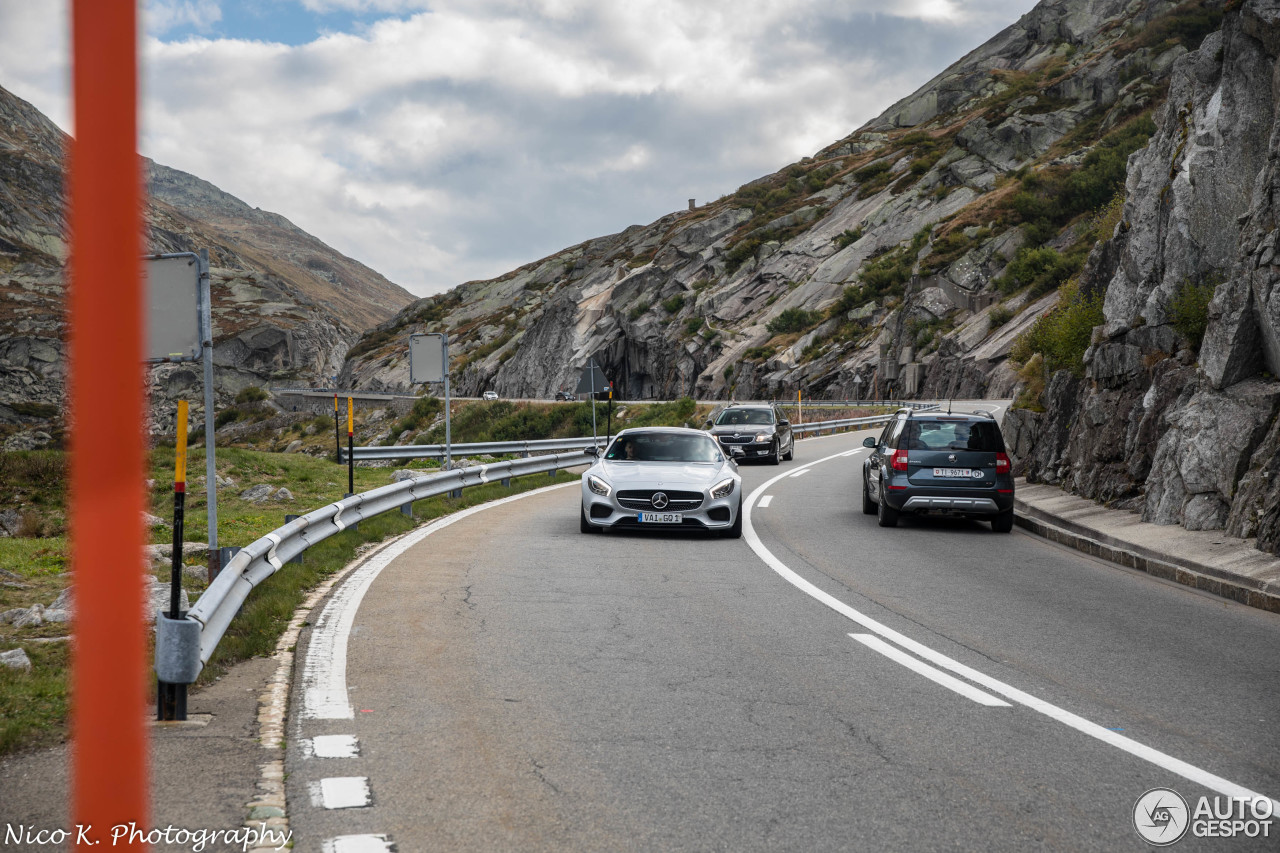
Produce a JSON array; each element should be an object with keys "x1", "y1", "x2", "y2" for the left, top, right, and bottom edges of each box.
[
  {"x1": 715, "y1": 434, "x2": 764, "y2": 445},
  {"x1": 616, "y1": 489, "x2": 704, "y2": 511}
]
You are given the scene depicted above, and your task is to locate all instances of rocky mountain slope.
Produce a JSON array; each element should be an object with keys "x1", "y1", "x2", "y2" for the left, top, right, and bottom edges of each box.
[
  {"x1": 0, "y1": 83, "x2": 415, "y2": 447},
  {"x1": 341, "y1": 0, "x2": 1280, "y2": 556},
  {"x1": 343, "y1": 0, "x2": 1207, "y2": 401}
]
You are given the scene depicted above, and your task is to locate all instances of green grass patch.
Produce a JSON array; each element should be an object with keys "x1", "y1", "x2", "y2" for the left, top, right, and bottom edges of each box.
[{"x1": 0, "y1": 643, "x2": 70, "y2": 754}]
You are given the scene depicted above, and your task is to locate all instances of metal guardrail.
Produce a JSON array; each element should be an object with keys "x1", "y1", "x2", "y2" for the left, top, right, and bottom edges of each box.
[
  {"x1": 341, "y1": 405, "x2": 942, "y2": 462},
  {"x1": 792, "y1": 414, "x2": 893, "y2": 436},
  {"x1": 342, "y1": 435, "x2": 607, "y2": 462},
  {"x1": 157, "y1": 451, "x2": 591, "y2": 684},
  {"x1": 789, "y1": 404, "x2": 938, "y2": 437}
]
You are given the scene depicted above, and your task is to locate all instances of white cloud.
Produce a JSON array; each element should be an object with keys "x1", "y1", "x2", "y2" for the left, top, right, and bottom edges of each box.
[
  {"x1": 147, "y1": 0, "x2": 223, "y2": 34},
  {"x1": 0, "y1": 0, "x2": 1039, "y2": 296}
]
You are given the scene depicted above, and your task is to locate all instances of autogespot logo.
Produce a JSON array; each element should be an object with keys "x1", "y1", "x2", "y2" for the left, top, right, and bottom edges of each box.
[{"x1": 1134, "y1": 788, "x2": 1190, "y2": 846}]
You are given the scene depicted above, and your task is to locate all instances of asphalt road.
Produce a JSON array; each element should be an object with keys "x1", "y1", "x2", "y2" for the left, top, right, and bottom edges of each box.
[{"x1": 286, "y1": 421, "x2": 1280, "y2": 852}]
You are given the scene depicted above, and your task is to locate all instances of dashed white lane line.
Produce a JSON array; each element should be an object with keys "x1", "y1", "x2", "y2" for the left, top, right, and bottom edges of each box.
[
  {"x1": 306, "y1": 734, "x2": 360, "y2": 759},
  {"x1": 323, "y1": 836, "x2": 395, "y2": 853},
  {"x1": 310, "y1": 776, "x2": 372, "y2": 809},
  {"x1": 789, "y1": 468, "x2": 810, "y2": 478},
  {"x1": 758, "y1": 495, "x2": 774, "y2": 508},
  {"x1": 744, "y1": 443, "x2": 1280, "y2": 811},
  {"x1": 850, "y1": 634, "x2": 1010, "y2": 707}
]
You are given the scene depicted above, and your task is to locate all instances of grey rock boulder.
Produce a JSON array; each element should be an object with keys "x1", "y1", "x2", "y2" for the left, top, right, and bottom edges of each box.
[{"x1": 0, "y1": 648, "x2": 32, "y2": 671}]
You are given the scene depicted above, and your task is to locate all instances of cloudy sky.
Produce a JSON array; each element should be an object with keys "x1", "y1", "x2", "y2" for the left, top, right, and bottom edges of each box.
[{"x1": 0, "y1": 0, "x2": 1037, "y2": 297}]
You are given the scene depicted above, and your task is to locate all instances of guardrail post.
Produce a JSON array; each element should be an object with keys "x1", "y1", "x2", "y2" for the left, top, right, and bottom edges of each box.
[
  {"x1": 501, "y1": 477, "x2": 512, "y2": 487},
  {"x1": 285, "y1": 515, "x2": 303, "y2": 563},
  {"x1": 400, "y1": 501, "x2": 413, "y2": 519},
  {"x1": 217, "y1": 546, "x2": 240, "y2": 575}
]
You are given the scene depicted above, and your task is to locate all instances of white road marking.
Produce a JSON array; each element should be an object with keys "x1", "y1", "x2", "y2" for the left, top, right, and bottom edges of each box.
[
  {"x1": 310, "y1": 776, "x2": 372, "y2": 809},
  {"x1": 302, "y1": 482, "x2": 578, "y2": 720},
  {"x1": 789, "y1": 469, "x2": 810, "y2": 478},
  {"x1": 742, "y1": 445, "x2": 1280, "y2": 812},
  {"x1": 306, "y1": 734, "x2": 360, "y2": 759},
  {"x1": 759, "y1": 495, "x2": 774, "y2": 508},
  {"x1": 850, "y1": 634, "x2": 1010, "y2": 707},
  {"x1": 323, "y1": 836, "x2": 394, "y2": 853}
]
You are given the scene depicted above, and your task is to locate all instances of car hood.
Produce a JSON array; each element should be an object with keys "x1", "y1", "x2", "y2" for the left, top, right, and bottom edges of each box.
[
  {"x1": 595, "y1": 460, "x2": 734, "y2": 488},
  {"x1": 708, "y1": 425, "x2": 772, "y2": 436}
]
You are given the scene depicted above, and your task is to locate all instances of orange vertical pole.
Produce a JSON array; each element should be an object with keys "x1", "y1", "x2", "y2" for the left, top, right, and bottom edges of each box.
[{"x1": 68, "y1": 1, "x2": 150, "y2": 849}]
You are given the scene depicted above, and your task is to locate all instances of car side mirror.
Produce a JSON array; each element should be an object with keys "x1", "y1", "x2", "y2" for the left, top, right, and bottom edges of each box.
[
  {"x1": 862, "y1": 437, "x2": 876, "y2": 448},
  {"x1": 729, "y1": 446, "x2": 745, "y2": 457},
  {"x1": 703, "y1": 421, "x2": 713, "y2": 429},
  {"x1": 779, "y1": 419, "x2": 790, "y2": 427},
  {"x1": 585, "y1": 446, "x2": 599, "y2": 457}
]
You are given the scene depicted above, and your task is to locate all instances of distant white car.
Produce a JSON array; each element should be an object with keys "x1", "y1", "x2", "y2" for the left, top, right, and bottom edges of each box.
[
  {"x1": 580, "y1": 427, "x2": 742, "y2": 538},
  {"x1": 482, "y1": 391, "x2": 499, "y2": 400}
]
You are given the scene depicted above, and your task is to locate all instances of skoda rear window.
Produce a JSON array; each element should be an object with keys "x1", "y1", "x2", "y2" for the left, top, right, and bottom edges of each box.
[{"x1": 904, "y1": 420, "x2": 1004, "y2": 452}]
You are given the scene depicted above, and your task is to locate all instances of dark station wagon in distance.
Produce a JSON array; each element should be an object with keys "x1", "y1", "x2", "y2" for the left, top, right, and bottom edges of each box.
[
  {"x1": 861, "y1": 408, "x2": 1015, "y2": 532},
  {"x1": 704, "y1": 404, "x2": 795, "y2": 465}
]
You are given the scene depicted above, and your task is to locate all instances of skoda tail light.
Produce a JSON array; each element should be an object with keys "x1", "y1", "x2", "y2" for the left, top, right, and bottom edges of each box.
[
  {"x1": 996, "y1": 452, "x2": 1011, "y2": 474},
  {"x1": 891, "y1": 448, "x2": 910, "y2": 472}
]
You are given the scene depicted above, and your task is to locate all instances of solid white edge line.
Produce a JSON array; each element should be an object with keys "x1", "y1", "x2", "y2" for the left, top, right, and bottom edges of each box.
[
  {"x1": 301, "y1": 481, "x2": 578, "y2": 721},
  {"x1": 758, "y1": 495, "x2": 773, "y2": 508},
  {"x1": 850, "y1": 633, "x2": 1010, "y2": 707},
  {"x1": 742, "y1": 442, "x2": 1280, "y2": 812}
]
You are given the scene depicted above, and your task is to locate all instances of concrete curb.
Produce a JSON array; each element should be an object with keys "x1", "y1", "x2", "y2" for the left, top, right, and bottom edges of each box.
[{"x1": 1014, "y1": 499, "x2": 1280, "y2": 615}]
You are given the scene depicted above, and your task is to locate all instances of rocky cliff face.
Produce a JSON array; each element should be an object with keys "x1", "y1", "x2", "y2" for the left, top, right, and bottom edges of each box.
[
  {"x1": 1005, "y1": 0, "x2": 1280, "y2": 554},
  {"x1": 0, "y1": 84, "x2": 415, "y2": 447}
]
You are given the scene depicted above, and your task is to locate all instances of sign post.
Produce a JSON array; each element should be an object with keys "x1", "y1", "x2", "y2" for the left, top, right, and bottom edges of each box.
[
  {"x1": 144, "y1": 250, "x2": 218, "y2": 578},
  {"x1": 575, "y1": 358, "x2": 609, "y2": 443},
  {"x1": 410, "y1": 332, "x2": 451, "y2": 469}
]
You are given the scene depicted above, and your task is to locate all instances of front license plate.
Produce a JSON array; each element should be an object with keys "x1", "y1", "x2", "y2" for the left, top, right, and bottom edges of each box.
[
  {"x1": 932, "y1": 468, "x2": 973, "y2": 478},
  {"x1": 639, "y1": 512, "x2": 683, "y2": 523}
]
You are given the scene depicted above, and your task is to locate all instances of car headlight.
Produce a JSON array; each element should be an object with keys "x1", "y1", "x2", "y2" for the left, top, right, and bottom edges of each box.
[
  {"x1": 587, "y1": 474, "x2": 612, "y2": 497},
  {"x1": 710, "y1": 478, "x2": 735, "y2": 499},
  {"x1": 753, "y1": 433, "x2": 772, "y2": 443}
]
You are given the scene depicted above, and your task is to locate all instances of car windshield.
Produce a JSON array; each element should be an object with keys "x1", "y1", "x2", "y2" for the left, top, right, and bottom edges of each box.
[
  {"x1": 605, "y1": 433, "x2": 722, "y2": 463},
  {"x1": 903, "y1": 420, "x2": 1004, "y2": 452},
  {"x1": 714, "y1": 409, "x2": 774, "y2": 426}
]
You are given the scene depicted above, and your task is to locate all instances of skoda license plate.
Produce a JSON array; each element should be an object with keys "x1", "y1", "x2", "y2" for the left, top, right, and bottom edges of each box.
[
  {"x1": 933, "y1": 468, "x2": 973, "y2": 478},
  {"x1": 639, "y1": 512, "x2": 682, "y2": 524}
]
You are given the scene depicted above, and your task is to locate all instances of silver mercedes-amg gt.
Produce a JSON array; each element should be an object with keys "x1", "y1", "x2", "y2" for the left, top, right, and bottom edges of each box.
[{"x1": 579, "y1": 427, "x2": 743, "y2": 537}]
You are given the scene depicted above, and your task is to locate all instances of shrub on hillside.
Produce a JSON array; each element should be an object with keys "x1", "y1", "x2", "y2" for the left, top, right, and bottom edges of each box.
[
  {"x1": 1010, "y1": 280, "x2": 1104, "y2": 375},
  {"x1": 1170, "y1": 277, "x2": 1217, "y2": 353}
]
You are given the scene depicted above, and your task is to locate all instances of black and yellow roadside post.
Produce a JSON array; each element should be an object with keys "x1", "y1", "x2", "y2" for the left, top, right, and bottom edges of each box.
[
  {"x1": 347, "y1": 396, "x2": 355, "y2": 495},
  {"x1": 606, "y1": 385, "x2": 613, "y2": 442},
  {"x1": 158, "y1": 401, "x2": 189, "y2": 721}
]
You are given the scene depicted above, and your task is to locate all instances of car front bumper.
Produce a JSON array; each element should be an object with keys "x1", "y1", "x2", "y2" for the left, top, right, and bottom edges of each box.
[{"x1": 581, "y1": 484, "x2": 739, "y2": 531}]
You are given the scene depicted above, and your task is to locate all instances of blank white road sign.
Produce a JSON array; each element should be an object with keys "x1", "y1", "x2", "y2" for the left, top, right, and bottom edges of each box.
[
  {"x1": 145, "y1": 255, "x2": 202, "y2": 362},
  {"x1": 409, "y1": 333, "x2": 446, "y2": 383}
]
